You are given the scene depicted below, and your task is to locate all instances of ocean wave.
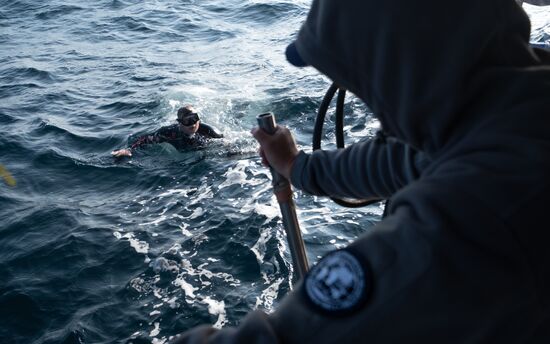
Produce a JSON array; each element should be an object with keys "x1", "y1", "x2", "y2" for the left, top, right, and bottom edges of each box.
[
  {"x1": 0, "y1": 1, "x2": 45, "y2": 16},
  {"x1": 0, "y1": 291, "x2": 48, "y2": 342},
  {"x1": 0, "y1": 217, "x2": 148, "y2": 343},
  {"x1": 0, "y1": 13, "x2": 8, "y2": 27},
  {"x1": 0, "y1": 83, "x2": 44, "y2": 99},
  {"x1": 237, "y1": 2, "x2": 304, "y2": 25},
  {"x1": 32, "y1": 119, "x2": 121, "y2": 149},
  {"x1": 130, "y1": 75, "x2": 168, "y2": 83},
  {"x1": 0, "y1": 67, "x2": 59, "y2": 84},
  {"x1": 35, "y1": 5, "x2": 85, "y2": 20},
  {"x1": 112, "y1": 16, "x2": 156, "y2": 33},
  {"x1": 96, "y1": 99, "x2": 161, "y2": 113},
  {"x1": 1, "y1": 1, "x2": 547, "y2": 342},
  {"x1": 0, "y1": 134, "x2": 33, "y2": 157},
  {"x1": 0, "y1": 111, "x2": 20, "y2": 125}
]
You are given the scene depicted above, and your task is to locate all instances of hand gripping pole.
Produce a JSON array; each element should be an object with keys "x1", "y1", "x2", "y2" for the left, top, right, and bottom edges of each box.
[{"x1": 257, "y1": 112, "x2": 309, "y2": 282}]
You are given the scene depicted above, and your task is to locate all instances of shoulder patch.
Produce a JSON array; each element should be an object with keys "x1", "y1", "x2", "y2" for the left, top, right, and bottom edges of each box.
[{"x1": 304, "y1": 249, "x2": 370, "y2": 316}]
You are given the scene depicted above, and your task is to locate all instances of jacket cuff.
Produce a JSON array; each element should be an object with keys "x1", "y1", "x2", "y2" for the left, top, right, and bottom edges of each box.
[{"x1": 290, "y1": 150, "x2": 309, "y2": 191}]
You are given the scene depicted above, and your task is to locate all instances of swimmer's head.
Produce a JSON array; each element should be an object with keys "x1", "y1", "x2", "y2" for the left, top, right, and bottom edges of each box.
[{"x1": 177, "y1": 105, "x2": 200, "y2": 134}]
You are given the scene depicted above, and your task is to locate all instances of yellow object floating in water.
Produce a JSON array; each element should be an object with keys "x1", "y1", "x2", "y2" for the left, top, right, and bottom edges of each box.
[{"x1": 0, "y1": 164, "x2": 16, "y2": 187}]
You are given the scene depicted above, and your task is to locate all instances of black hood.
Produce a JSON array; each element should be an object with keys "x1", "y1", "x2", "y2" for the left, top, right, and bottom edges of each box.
[{"x1": 292, "y1": 0, "x2": 549, "y2": 153}]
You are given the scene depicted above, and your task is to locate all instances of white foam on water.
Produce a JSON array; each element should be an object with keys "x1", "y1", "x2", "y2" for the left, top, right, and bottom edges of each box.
[
  {"x1": 168, "y1": 99, "x2": 181, "y2": 109},
  {"x1": 166, "y1": 297, "x2": 179, "y2": 309},
  {"x1": 172, "y1": 85, "x2": 216, "y2": 97},
  {"x1": 173, "y1": 276, "x2": 198, "y2": 300},
  {"x1": 297, "y1": 206, "x2": 336, "y2": 221},
  {"x1": 139, "y1": 214, "x2": 168, "y2": 227},
  {"x1": 247, "y1": 188, "x2": 272, "y2": 205},
  {"x1": 250, "y1": 227, "x2": 272, "y2": 263},
  {"x1": 151, "y1": 257, "x2": 180, "y2": 274},
  {"x1": 157, "y1": 187, "x2": 197, "y2": 199},
  {"x1": 113, "y1": 231, "x2": 150, "y2": 255},
  {"x1": 194, "y1": 262, "x2": 238, "y2": 286},
  {"x1": 188, "y1": 207, "x2": 204, "y2": 219},
  {"x1": 171, "y1": 258, "x2": 241, "y2": 308},
  {"x1": 218, "y1": 165, "x2": 248, "y2": 190},
  {"x1": 371, "y1": 202, "x2": 385, "y2": 216},
  {"x1": 524, "y1": 4, "x2": 550, "y2": 36},
  {"x1": 202, "y1": 297, "x2": 227, "y2": 329},
  {"x1": 129, "y1": 277, "x2": 147, "y2": 293},
  {"x1": 149, "y1": 322, "x2": 160, "y2": 337},
  {"x1": 273, "y1": 226, "x2": 293, "y2": 281},
  {"x1": 165, "y1": 243, "x2": 183, "y2": 256},
  {"x1": 179, "y1": 223, "x2": 192, "y2": 237},
  {"x1": 218, "y1": 160, "x2": 264, "y2": 190},
  {"x1": 254, "y1": 277, "x2": 284, "y2": 312},
  {"x1": 188, "y1": 184, "x2": 214, "y2": 205},
  {"x1": 248, "y1": 202, "x2": 280, "y2": 222}
]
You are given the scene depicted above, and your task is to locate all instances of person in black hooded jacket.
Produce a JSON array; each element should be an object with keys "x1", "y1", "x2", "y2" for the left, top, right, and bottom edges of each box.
[{"x1": 170, "y1": 0, "x2": 550, "y2": 343}]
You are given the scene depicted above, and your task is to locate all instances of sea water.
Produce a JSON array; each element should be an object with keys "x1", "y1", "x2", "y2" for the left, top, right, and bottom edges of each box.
[{"x1": 0, "y1": 1, "x2": 548, "y2": 343}]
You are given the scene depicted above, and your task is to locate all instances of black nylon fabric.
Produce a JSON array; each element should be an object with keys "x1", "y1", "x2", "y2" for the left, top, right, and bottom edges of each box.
[{"x1": 293, "y1": 0, "x2": 548, "y2": 154}]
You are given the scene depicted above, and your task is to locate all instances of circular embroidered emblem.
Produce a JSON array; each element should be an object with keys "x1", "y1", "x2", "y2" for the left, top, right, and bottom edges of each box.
[{"x1": 304, "y1": 250, "x2": 369, "y2": 314}]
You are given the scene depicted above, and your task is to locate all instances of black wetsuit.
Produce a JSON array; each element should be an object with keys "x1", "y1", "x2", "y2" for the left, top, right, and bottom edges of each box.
[{"x1": 129, "y1": 123, "x2": 223, "y2": 151}]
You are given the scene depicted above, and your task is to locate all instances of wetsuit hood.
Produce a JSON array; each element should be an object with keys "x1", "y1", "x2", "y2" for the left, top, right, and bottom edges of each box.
[{"x1": 292, "y1": 0, "x2": 549, "y2": 153}]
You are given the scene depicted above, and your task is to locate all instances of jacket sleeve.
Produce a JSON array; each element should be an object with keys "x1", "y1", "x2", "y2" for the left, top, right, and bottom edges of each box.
[{"x1": 290, "y1": 136, "x2": 429, "y2": 200}]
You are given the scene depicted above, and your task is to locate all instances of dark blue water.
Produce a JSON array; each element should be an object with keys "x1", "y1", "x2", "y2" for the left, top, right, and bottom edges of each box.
[{"x1": 1, "y1": 1, "x2": 548, "y2": 343}]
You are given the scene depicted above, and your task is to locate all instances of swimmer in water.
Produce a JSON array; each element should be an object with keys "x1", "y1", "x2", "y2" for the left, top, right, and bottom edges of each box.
[{"x1": 111, "y1": 105, "x2": 223, "y2": 158}]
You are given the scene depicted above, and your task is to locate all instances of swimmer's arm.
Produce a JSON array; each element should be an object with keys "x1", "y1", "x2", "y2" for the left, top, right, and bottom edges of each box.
[
  {"x1": 111, "y1": 128, "x2": 171, "y2": 157},
  {"x1": 198, "y1": 123, "x2": 224, "y2": 138},
  {"x1": 110, "y1": 136, "x2": 154, "y2": 157}
]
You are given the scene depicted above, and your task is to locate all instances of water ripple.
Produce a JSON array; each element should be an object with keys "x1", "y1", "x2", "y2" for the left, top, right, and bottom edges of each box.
[
  {"x1": 0, "y1": 1, "x2": 546, "y2": 343},
  {"x1": 35, "y1": 5, "x2": 85, "y2": 20},
  {"x1": 0, "y1": 67, "x2": 59, "y2": 84}
]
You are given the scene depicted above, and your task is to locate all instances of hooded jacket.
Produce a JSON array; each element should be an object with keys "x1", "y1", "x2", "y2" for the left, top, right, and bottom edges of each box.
[{"x1": 171, "y1": 0, "x2": 550, "y2": 342}]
